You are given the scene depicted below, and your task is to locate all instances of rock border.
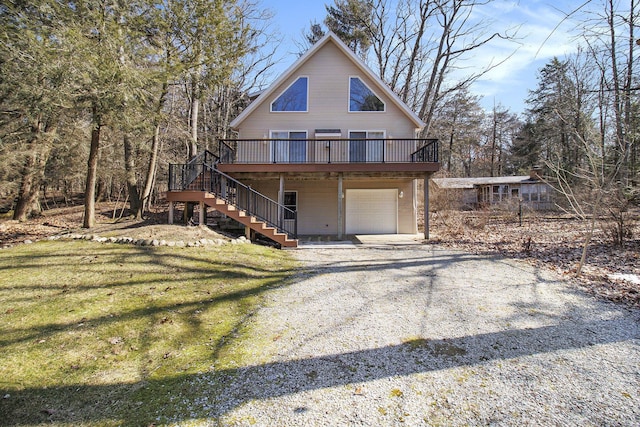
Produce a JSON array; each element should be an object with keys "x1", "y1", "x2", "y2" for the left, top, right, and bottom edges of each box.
[{"x1": 2, "y1": 233, "x2": 250, "y2": 249}]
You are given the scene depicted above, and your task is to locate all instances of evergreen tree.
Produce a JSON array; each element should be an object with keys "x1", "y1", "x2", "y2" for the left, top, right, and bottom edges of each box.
[
  {"x1": 325, "y1": 0, "x2": 374, "y2": 58},
  {"x1": 306, "y1": 21, "x2": 326, "y2": 46},
  {"x1": 525, "y1": 58, "x2": 583, "y2": 176},
  {"x1": 509, "y1": 121, "x2": 541, "y2": 174},
  {"x1": 0, "y1": 0, "x2": 77, "y2": 220}
]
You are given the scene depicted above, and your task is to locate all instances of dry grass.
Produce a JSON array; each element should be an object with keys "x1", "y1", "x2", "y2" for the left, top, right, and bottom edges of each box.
[
  {"x1": 0, "y1": 240, "x2": 297, "y2": 425},
  {"x1": 429, "y1": 209, "x2": 640, "y2": 306}
]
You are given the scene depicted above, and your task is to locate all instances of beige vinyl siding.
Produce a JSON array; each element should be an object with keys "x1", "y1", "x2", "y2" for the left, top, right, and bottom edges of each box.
[
  {"x1": 237, "y1": 179, "x2": 339, "y2": 235},
  {"x1": 294, "y1": 181, "x2": 339, "y2": 234},
  {"x1": 239, "y1": 178, "x2": 416, "y2": 235},
  {"x1": 237, "y1": 41, "x2": 419, "y2": 163}
]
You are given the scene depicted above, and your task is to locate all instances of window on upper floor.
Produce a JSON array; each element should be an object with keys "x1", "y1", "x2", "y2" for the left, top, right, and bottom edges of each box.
[
  {"x1": 349, "y1": 77, "x2": 385, "y2": 112},
  {"x1": 271, "y1": 77, "x2": 308, "y2": 112}
]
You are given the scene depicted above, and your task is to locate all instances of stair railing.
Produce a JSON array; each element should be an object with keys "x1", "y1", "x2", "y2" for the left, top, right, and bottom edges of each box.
[
  {"x1": 203, "y1": 164, "x2": 297, "y2": 239},
  {"x1": 168, "y1": 156, "x2": 297, "y2": 239}
]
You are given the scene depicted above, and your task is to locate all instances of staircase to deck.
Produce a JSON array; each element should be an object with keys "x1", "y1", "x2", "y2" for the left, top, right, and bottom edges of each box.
[{"x1": 168, "y1": 152, "x2": 298, "y2": 248}]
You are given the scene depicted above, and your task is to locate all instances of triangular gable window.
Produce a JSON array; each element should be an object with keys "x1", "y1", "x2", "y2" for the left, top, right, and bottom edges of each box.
[
  {"x1": 349, "y1": 77, "x2": 385, "y2": 112},
  {"x1": 271, "y1": 77, "x2": 308, "y2": 112}
]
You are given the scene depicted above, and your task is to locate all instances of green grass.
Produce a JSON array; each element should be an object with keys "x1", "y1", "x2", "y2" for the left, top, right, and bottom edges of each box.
[{"x1": 0, "y1": 240, "x2": 297, "y2": 426}]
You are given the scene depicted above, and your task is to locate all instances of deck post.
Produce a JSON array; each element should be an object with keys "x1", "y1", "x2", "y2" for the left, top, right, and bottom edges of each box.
[
  {"x1": 168, "y1": 201, "x2": 174, "y2": 224},
  {"x1": 337, "y1": 173, "x2": 343, "y2": 239},
  {"x1": 278, "y1": 173, "x2": 284, "y2": 228},
  {"x1": 424, "y1": 174, "x2": 429, "y2": 240},
  {"x1": 198, "y1": 201, "x2": 205, "y2": 225}
]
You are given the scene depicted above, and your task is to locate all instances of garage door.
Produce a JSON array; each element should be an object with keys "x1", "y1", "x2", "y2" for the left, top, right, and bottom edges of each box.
[{"x1": 345, "y1": 189, "x2": 398, "y2": 234}]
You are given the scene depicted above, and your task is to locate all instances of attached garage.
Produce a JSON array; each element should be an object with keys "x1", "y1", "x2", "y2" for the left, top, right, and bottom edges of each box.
[{"x1": 345, "y1": 189, "x2": 398, "y2": 234}]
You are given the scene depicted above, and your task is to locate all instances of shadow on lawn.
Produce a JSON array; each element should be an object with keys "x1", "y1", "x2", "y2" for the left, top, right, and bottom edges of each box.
[
  {"x1": 1, "y1": 245, "x2": 638, "y2": 425},
  {"x1": 1, "y1": 316, "x2": 637, "y2": 426},
  {"x1": 0, "y1": 244, "x2": 291, "y2": 349}
]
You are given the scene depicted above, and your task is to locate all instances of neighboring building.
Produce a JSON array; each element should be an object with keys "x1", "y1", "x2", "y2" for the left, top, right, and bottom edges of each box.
[
  {"x1": 432, "y1": 169, "x2": 554, "y2": 210},
  {"x1": 167, "y1": 32, "x2": 440, "y2": 247}
]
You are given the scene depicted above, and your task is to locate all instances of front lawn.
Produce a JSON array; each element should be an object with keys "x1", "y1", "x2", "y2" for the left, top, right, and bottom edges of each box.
[{"x1": 0, "y1": 240, "x2": 296, "y2": 426}]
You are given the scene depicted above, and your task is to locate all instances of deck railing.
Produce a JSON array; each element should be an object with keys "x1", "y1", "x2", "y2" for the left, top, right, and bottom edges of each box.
[
  {"x1": 218, "y1": 138, "x2": 438, "y2": 164},
  {"x1": 411, "y1": 140, "x2": 439, "y2": 163},
  {"x1": 168, "y1": 163, "x2": 297, "y2": 239}
]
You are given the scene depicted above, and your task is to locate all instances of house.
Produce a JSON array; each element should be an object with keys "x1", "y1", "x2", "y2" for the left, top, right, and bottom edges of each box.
[
  {"x1": 166, "y1": 32, "x2": 440, "y2": 247},
  {"x1": 432, "y1": 169, "x2": 554, "y2": 210}
]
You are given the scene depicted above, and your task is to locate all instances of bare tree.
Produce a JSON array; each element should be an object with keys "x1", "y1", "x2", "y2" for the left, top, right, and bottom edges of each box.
[
  {"x1": 430, "y1": 88, "x2": 484, "y2": 176},
  {"x1": 536, "y1": 0, "x2": 639, "y2": 275},
  {"x1": 364, "y1": 0, "x2": 519, "y2": 134}
]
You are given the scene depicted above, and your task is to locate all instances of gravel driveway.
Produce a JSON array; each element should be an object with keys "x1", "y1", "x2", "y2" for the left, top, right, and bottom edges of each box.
[{"x1": 209, "y1": 243, "x2": 639, "y2": 426}]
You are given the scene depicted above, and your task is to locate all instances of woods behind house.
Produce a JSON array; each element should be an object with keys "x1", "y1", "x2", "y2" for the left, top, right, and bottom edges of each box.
[{"x1": 1, "y1": 0, "x2": 638, "y2": 245}]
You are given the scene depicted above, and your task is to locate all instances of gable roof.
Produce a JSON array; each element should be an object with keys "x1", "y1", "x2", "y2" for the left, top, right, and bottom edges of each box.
[{"x1": 230, "y1": 32, "x2": 426, "y2": 130}]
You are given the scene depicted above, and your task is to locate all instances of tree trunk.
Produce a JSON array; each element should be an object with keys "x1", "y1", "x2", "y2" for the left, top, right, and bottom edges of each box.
[
  {"x1": 400, "y1": 2, "x2": 430, "y2": 103},
  {"x1": 490, "y1": 105, "x2": 497, "y2": 177},
  {"x1": 13, "y1": 125, "x2": 53, "y2": 221},
  {"x1": 607, "y1": 0, "x2": 627, "y2": 183},
  {"x1": 621, "y1": 0, "x2": 635, "y2": 186},
  {"x1": 141, "y1": 81, "x2": 168, "y2": 215},
  {"x1": 14, "y1": 156, "x2": 43, "y2": 221},
  {"x1": 141, "y1": 123, "x2": 161, "y2": 215},
  {"x1": 123, "y1": 134, "x2": 142, "y2": 218},
  {"x1": 83, "y1": 109, "x2": 101, "y2": 228},
  {"x1": 188, "y1": 75, "x2": 200, "y2": 160}
]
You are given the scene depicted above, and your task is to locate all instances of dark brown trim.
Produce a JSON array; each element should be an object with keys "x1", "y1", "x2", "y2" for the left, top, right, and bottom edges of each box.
[
  {"x1": 217, "y1": 162, "x2": 440, "y2": 174},
  {"x1": 165, "y1": 191, "x2": 212, "y2": 202}
]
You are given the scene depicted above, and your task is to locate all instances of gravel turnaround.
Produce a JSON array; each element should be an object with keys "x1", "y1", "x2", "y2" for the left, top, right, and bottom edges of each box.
[{"x1": 206, "y1": 244, "x2": 639, "y2": 426}]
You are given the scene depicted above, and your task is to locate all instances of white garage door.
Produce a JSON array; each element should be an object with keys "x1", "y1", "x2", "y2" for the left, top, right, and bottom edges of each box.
[{"x1": 345, "y1": 189, "x2": 398, "y2": 234}]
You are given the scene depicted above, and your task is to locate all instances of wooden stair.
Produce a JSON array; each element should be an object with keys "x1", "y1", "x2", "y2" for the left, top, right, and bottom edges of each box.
[{"x1": 166, "y1": 191, "x2": 298, "y2": 248}]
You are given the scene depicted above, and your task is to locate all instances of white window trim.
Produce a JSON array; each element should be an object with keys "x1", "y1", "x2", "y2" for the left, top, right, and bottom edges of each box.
[
  {"x1": 348, "y1": 75, "x2": 386, "y2": 113},
  {"x1": 269, "y1": 130, "x2": 308, "y2": 163},
  {"x1": 348, "y1": 130, "x2": 386, "y2": 138},
  {"x1": 269, "y1": 130, "x2": 308, "y2": 139},
  {"x1": 270, "y1": 76, "x2": 309, "y2": 113},
  {"x1": 347, "y1": 130, "x2": 386, "y2": 162}
]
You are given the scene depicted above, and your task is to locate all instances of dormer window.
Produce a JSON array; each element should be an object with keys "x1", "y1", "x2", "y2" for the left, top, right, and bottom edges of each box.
[
  {"x1": 349, "y1": 77, "x2": 385, "y2": 112},
  {"x1": 271, "y1": 77, "x2": 308, "y2": 112}
]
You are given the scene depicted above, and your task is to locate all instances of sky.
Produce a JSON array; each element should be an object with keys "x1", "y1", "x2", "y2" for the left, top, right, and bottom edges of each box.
[{"x1": 258, "y1": 0, "x2": 586, "y2": 116}]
